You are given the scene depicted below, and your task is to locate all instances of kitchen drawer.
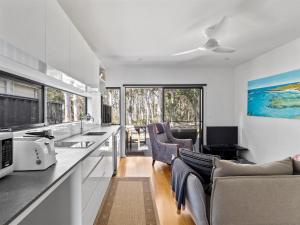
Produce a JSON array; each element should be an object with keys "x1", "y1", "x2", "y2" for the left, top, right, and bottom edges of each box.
[
  {"x1": 81, "y1": 156, "x2": 102, "y2": 181},
  {"x1": 82, "y1": 177, "x2": 101, "y2": 211},
  {"x1": 89, "y1": 138, "x2": 111, "y2": 157},
  {"x1": 82, "y1": 177, "x2": 110, "y2": 225},
  {"x1": 100, "y1": 156, "x2": 113, "y2": 178},
  {"x1": 89, "y1": 144, "x2": 104, "y2": 157},
  {"x1": 82, "y1": 157, "x2": 107, "y2": 211}
]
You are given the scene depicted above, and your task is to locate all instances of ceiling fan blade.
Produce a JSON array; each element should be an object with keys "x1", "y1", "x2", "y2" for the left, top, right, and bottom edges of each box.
[
  {"x1": 205, "y1": 16, "x2": 229, "y2": 39},
  {"x1": 172, "y1": 47, "x2": 206, "y2": 56},
  {"x1": 212, "y1": 46, "x2": 235, "y2": 53}
]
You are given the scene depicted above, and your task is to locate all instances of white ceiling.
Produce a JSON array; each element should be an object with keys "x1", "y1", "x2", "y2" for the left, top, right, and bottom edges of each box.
[{"x1": 58, "y1": 0, "x2": 300, "y2": 67}]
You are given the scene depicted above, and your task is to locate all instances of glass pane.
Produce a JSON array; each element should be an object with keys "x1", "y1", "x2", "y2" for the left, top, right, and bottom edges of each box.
[
  {"x1": 103, "y1": 88, "x2": 120, "y2": 124},
  {"x1": 13, "y1": 81, "x2": 38, "y2": 98},
  {"x1": 47, "y1": 87, "x2": 86, "y2": 124},
  {"x1": 125, "y1": 87, "x2": 162, "y2": 126},
  {"x1": 125, "y1": 87, "x2": 163, "y2": 154},
  {"x1": 0, "y1": 79, "x2": 6, "y2": 93},
  {"x1": 164, "y1": 88, "x2": 200, "y2": 128},
  {"x1": 0, "y1": 75, "x2": 43, "y2": 128}
]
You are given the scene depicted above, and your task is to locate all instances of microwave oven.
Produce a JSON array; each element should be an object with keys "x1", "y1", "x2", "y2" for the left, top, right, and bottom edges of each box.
[{"x1": 0, "y1": 132, "x2": 13, "y2": 179}]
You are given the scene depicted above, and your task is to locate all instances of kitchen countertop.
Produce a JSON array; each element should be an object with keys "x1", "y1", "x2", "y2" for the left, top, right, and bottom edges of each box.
[{"x1": 0, "y1": 125, "x2": 121, "y2": 225}]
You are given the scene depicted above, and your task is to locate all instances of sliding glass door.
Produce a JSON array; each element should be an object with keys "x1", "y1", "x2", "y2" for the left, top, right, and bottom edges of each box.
[{"x1": 124, "y1": 85, "x2": 204, "y2": 155}]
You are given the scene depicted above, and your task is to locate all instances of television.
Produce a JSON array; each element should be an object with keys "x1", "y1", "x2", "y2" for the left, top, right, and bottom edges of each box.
[{"x1": 206, "y1": 126, "x2": 238, "y2": 146}]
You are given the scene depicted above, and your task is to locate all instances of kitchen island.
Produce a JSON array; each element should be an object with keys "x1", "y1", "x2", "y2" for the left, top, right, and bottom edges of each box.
[{"x1": 0, "y1": 125, "x2": 121, "y2": 225}]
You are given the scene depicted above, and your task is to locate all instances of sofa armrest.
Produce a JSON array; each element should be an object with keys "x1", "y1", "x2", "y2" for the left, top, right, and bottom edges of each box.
[
  {"x1": 185, "y1": 174, "x2": 210, "y2": 225},
  {"x1": 210, "y1": 175, "x2": 300, "y2": 225}
]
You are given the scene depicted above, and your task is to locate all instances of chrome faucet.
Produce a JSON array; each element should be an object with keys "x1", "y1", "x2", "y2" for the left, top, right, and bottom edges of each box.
[{"x1": 80, "y1": 113, "x2": 95, "y2": 134}]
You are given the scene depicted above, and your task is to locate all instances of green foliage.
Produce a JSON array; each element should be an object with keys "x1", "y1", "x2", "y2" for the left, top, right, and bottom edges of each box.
[
  {"x1": 125, "y1": 88, "x2": 200, "y2": 126},
  {"x1": 47, "y1": 87, "x2": 86, "y2": 124},
  {"x1": 47, "y1": 87, "x2": 64, "y2": 103},
  {"x1": 164, "y1": 89, "x2": 200, "y2": 125}
]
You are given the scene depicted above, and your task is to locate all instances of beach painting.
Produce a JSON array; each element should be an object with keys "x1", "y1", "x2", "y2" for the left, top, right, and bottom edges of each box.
[{"x1": 248, "y1": 69, "x2": 300, "y2": 119}]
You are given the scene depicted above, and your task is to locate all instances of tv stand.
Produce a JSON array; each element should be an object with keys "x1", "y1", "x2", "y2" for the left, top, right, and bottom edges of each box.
[{"x1": 202, "y1": 145, "x2": 248, "y2": 160}]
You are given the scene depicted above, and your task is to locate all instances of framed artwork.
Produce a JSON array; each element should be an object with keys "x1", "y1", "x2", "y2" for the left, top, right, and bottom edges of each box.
[{"x1": 248, "y1": 69, "x2": 300, "y2": 119}]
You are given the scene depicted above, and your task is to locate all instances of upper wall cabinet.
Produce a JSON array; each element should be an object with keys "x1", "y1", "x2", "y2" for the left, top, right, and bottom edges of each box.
[
  {"x1": 0, "y1": 0, "x2": 46, "y2": 61},
  {"x1": 70, "y1": 24, "x2": 99, "y2": 87},
  {"x1": 0, "y1": 0, "x2": 99, "y2": 87},
  {"x1": 45, "y1": 0, "x2": 70, "y2": 74}
]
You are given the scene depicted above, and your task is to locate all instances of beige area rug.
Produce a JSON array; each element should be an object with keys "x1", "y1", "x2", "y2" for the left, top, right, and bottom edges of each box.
[{"x1": 95, "y1": 177, "x2": 160, "y2": 225}]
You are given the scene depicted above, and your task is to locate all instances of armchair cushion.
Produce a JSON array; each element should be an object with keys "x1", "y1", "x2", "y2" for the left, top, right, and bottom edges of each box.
[
  {"x1": 163, "y1": 122, "x2": 194, "y2": 150},
  {"x1": 172, "y1": 138, "x2": 193, "y2": 150},
  {"x1": 155, "y1": 123, "x2": 164, "y2": 134},
  {"x1": 156, "y1": 133, "x2": 169, "y2": 143},
  {"x1": 212, "y1": 157, "x2": 293, "y2": 178}
]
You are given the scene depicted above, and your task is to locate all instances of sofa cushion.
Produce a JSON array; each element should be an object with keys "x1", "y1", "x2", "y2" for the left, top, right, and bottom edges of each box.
[
  {"x1": 179, "y1": 148, "x2": 217, "y2": 183},
  {"x1": 212, "y1": 157, "x2": 293, "y2": 178}
]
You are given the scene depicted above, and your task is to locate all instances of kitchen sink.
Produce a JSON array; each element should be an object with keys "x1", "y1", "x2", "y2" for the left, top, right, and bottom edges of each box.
[
  {"x1": 84, "y1": 131, "x2": 107, "y2": 136},
  {"x1": 55, "y1": 141, "x2": 95, "y2": 148}
]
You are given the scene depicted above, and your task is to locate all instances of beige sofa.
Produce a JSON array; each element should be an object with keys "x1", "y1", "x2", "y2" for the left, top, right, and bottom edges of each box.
[{"x1": 184, "y1": 158, "x2": 300, "y2": 225}]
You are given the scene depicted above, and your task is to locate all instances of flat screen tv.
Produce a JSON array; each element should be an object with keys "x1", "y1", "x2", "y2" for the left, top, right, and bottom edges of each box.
[{"x1": 206, "y1": 126, "x2": 238, "y2": 146}]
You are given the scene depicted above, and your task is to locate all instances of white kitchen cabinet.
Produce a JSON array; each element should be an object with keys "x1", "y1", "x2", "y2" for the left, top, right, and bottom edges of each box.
[
  {"x1": 70, "y1": 23, "x2": 89, "y2": 82},
  {"x1": 0, "y1": 0, "x2": 99, "y2": 87},
  {"x1": 0, "y1": 0, "x2": 46, "y2": 61},
  {"x1": 81, "y1": 136, "x2": 114, "y2": 225},
  {"x1": 70, "y1": 23, "x2": 99, "y2": 87},
  {"x1": 45, "y1": 0, "x2": 70, "y2": 74}
]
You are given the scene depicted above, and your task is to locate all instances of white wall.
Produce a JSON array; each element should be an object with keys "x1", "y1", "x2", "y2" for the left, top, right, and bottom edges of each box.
[
  {"x1": 234, "y1": 37, "x2": 300, "y2": 163},
  {"x1": 106, "y1": 64, "x2": 235, "y2": 132}
]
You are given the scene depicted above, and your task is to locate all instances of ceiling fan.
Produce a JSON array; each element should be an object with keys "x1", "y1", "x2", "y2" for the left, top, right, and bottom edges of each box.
[{"x1": 173, "y1": 16, "x2": 236, "y2": 56}]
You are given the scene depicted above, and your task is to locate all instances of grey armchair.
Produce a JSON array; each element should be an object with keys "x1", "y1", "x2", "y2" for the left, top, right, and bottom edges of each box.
[{"x1": 147, "y1": 122, "x2": 193, "y2": 165}]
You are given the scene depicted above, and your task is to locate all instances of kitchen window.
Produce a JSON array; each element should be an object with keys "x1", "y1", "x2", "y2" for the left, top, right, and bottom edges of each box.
[
  {"x1": 0, "y1": 71, "x2": 88, "y2": 129},
  {"x1": 102, "y1": 87, "x2": 121, "y2": 125},
  {"x1": 0, "y1": 72, "x2": 44, "y2": 129},
  {"x1": 47, "y1": 87, "x2": 87, "y2": 124}
]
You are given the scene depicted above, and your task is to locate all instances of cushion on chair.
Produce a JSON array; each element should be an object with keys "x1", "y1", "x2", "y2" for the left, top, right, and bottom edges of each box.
[
  {"x1": 179, "y1": 148, "x2": 216, "y2": 183},
  {"x1": 155, "y1": 123, "x2": 164, "y2": 134},
  {"x1": 156, "y1": 133, "x2": 169, "y2": 143},
  {"x1": 212, "y1": 157, "x2": 293, "y2": 178}
]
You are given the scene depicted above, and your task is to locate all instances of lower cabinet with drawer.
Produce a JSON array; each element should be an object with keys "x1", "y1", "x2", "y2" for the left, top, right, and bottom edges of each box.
[{"x1": 81, "y1": 136, "x2": 114, "y2": 225}]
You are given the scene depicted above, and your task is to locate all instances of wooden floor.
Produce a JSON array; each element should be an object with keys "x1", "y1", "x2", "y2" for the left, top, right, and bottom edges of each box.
[{"x1": 117, "y1": 156, "x2": 195, "y2": 225}]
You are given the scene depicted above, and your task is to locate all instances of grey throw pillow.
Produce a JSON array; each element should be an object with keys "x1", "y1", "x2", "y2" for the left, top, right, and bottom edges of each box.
[{"x1": 212, "y1": 157, "x2": 293, "y2": 178}]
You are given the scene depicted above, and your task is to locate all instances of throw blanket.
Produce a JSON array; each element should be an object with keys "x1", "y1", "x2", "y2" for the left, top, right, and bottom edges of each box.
[{"x1": 171, "y1": 158, "x2": 204, "y2": 212}]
